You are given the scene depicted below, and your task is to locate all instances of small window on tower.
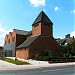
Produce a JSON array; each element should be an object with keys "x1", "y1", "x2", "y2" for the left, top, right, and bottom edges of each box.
[
  {"x1": 34, "y1": 23, "x2": 39, "y2": 28},
  {"x1": 44, "y1": 23, "x2": 50, "y2": 26}
]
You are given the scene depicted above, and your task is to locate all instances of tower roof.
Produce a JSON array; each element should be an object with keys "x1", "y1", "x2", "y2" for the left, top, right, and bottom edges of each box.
[{"x1": 32, "y1": 11, "x2": 53, "y2": 25}]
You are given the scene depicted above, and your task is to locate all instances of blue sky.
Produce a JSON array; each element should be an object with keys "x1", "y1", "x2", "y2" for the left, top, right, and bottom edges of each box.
[{"x1": 0, "y1": 0, "x2": 75, "y2": 46}]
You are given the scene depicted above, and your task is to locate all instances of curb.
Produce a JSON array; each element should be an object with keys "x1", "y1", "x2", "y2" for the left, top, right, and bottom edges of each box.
[{"x1": 0, "y1": 62, "x2": 75, "y2": 71}]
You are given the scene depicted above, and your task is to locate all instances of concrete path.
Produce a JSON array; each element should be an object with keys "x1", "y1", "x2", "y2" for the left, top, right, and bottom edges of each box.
[{"x1": 0, "y1": 57, "x2": 75, "y2": 70}]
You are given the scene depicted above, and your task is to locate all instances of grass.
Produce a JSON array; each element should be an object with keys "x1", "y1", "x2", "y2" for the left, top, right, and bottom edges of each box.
[{"x1": 3, "y1": 58, "x2": 29, "y2": 65}]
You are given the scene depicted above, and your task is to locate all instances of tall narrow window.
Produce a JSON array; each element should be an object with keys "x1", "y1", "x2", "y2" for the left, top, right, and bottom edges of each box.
[
  {"x1": 8, "y1": 39, "x2": 10, "y2": 43},
  {"x1": 12, "y1": 37, "x2": 15, "y2": 42}
]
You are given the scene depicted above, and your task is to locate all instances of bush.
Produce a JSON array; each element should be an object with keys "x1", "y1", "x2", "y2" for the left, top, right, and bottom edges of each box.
[
  {"x1": 48, "y1": 56, "x2": 75, "y2": 63},
  {"x1": 35, "y1": 56, "x2": 50, "y2": 61},
  {"x1": 35, "y1": 56, "x2": 43, "y2": 60},
  {"x1": 0, "y1": 55, "x2": 5, "y2": 60},
  {"x1": 43, "y1": 56, "x2": 50, "y2": 61},
  {"x1": 35, "y1": 55, "x2": 75, "y2": 61}
]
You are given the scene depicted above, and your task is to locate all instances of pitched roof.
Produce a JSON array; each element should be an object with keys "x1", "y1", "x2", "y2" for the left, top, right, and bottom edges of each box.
[
  {"x1": 14, "y1": 29, "x2": 29, "y2": 35},
  {"x1": 16, "y1": 35, "x2": 40, "y2": 49},
  {"x1": 56, "y1": 37, "x2": 75, "y2": 45},
  {"x1": 27, "y1": 31, "x2": 32, "y2": 35},
  {"x1": 4, "y1": 42, "x2": 15, "y2": 51},
  {"x1": 56, "y1": 39, "x2": 66, "y2": 45},
  {"x1": 9, "y1": 32, "x2": 12, "y2": 35},
  {"x1": 66, "y1": 37, "x2": 74, "y2": 44},
  {"x1": 32, "y1": 11, "x2": 53, "y2": 25}
]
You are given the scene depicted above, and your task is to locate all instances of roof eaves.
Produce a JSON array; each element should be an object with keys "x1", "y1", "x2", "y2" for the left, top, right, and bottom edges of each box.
[{"x1": 16, "y1": 35, "x2": 40, "y2": 49}]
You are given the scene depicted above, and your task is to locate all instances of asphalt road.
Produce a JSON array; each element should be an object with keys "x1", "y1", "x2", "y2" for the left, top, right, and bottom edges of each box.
[{"x1": 0, "y1": 65, "x2": 75, "y2": 75}]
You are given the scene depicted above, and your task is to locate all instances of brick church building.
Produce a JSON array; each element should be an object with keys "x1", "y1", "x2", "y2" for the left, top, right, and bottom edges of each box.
[{"x1": 4, "y1": 11, "x2": 61, "y2": 59}]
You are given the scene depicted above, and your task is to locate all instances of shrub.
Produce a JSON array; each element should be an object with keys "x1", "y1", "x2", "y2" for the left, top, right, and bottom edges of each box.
[
  {"x1": 0, "y1": 55, "x2": 5, "y2": 60},
  {"x1": 35, "y1": 56, "x2": 50, "y2": 61},
  {"x1": 35, "y1": 56, "x2": 43, "y2": 60},
  {"x1": 43, "y1": 56, "x2": 50, "y2": 61}
]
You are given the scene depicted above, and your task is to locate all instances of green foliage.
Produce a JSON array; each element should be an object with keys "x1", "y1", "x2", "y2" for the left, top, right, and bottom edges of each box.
[
  {"x1": 43, "y1": 56, "x2": 50, "y2": 61},
  {"x1": 60, "y1": 40, "x2": 75, "y2": 57},
  {"x1": 34, "y1": 55, "x2": 75, "y2": 61},
  {"x1": 43, "y1": 51, "x2": 49, "y2": 56},
  {"x1": 0, "y1": 55, "x2": 5, "y2": 60},
  {"x1": 4, "y1": 58, "x2": 29, "y2": 65},
  {"x1": 35, "y1": 56, "x2": 43, "y2": 61},
  {"x1": 49, "y1": 56, "x2": 75, "y2": 59},
  {"x1": 71, "y1": 40, "x2": 75, "y2": 55},
  {"x1": 35, "y1": 56, "x2": 50, "y2": 61}
]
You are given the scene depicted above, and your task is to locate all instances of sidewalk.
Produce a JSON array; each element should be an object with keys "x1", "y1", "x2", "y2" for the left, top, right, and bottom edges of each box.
[{"x1": 0, "y1": 57, "x2": 75, "y2": 70}]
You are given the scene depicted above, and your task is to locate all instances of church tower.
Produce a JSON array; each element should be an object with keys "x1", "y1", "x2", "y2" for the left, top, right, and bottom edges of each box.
[{"x1": 32, "y1": 11, "x2": 53, "y2": 36}]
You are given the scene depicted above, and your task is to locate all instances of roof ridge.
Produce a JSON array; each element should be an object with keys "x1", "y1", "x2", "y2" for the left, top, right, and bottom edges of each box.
[
  {"x1": 16, "y1": 35, "x2": 40, "y2": 49},
  {"x1": 13, "y1": 29, "x2": 29, "y2": 32},
  {"x1": 32, "y1": 11, "x2": 53, "y2": 25},
  {"x1": 13, "y1": 29, "x2": 29, "y2": 35}
]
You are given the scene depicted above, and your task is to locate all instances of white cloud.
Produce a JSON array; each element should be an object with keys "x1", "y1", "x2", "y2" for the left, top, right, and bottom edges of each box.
[
  {"x1": 71, "y1": 10, "x2": 75, "y2": 13},
  {"x1": 29, "y1": 0, "x2": 45, "y2": 7},
  {"x1": 0, "y1": 23, "x2": 12, "y2": 46},
  {"x1": 70, "y1": 31, "x2": 75, "y2": 37},
  {"x1": 54, "y1": 6, "x2": 59, "y2": 11}
]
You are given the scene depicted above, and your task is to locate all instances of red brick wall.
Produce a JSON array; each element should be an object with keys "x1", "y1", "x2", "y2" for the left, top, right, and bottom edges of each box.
[
  {"x1": 4, "y1": 35, "x2": 8, "y2": 44},
  {"x1": 6, "y1": 33, "x2": 12, "y2": 43},
  {"x1": 16, "y1": 35, "x2": 27, "y2": 47},
  {"x1": 41, "y1": 22, "x2": 53, "y2": 36},
  {"x1": 4, "y1": 31, "x2": 16, "y2": 44},
  {"x1": 4, "y1": 30, "x2": 28, "y2": 57},
  {"x1": 16, "y1": 35, "x2": 61, "y2": 59},
  {"x1": 32, "y1": 23, "x2": 41, "y2": 36},
  {"x1": 4, "y1": 34, "x2": 12, "y2": 44},
  {"x1": 29, "y1": 36, "x2": 61, "y2": 58},
  {"x1": 16, "y1": 48, "x2": 29, "y2": 59},
  {"x1": 12, "y1": 31, "x2": 16, "y2": 42},
  {"x1": 4, "y1": 30, "x2": 27, "y2": 47},
  {"x1": 32, "y1": 22, "x2": 53, "y2": 37}
]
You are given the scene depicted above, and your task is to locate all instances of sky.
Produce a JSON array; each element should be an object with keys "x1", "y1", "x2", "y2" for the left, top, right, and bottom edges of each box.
[{"x1": 0, "y1": 0, "x2": 75, "y2": 46}]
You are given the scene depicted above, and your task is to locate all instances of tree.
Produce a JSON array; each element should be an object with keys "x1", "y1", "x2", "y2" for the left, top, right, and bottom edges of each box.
[
  {"x1": 60, "y1": 40, "x2": 75, "y2": 57},
  {"x1": 71, "y1": 40, "x2": 75, "y2": 55}
]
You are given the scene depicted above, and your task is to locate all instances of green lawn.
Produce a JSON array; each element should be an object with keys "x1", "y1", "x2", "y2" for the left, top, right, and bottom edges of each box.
[{"x1": 3, "y1": 58, "x2": 29, "y2": 65}]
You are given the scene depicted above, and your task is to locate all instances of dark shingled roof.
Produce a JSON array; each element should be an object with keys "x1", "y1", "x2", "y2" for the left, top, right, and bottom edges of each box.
[
  {"x1": 17, "y1": 35, "x2": 40, "y2": 49},
  {"x1": 14, "y1": 29, "x2": 29, "y2": 35},
  {"x1": 66, "y1": 37, "x2": 74, "y2": 44},
  {"x1": 27, "y1": 31, "x2": 32, "y2": 35},
  {"x1": 56, "y1": 39, "x2": 66, "y2": 44},
  {"x1": 56, "y1": 37, "x2": 75, "y2": 45},
  {"x1": 32, "y1": 11, "x2": 53, "y2": 25}
]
